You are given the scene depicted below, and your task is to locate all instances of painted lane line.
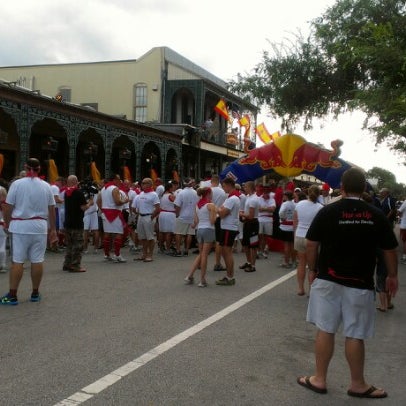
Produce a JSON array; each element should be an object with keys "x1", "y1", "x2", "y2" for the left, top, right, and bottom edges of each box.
[{"x1": 54, "y1": 270, "x2": 296, "y2": 405}]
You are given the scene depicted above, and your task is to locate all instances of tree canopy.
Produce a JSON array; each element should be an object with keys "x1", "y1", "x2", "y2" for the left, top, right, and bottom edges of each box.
[{"x1": 228, "y1": 0, "x2": 406, "y2": 154}]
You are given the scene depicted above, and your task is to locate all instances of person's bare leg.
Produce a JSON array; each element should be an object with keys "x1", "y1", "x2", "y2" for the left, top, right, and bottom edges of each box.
[
  {"x1": 298, "y1": 329, "x2": 333, "y2": 390},
  {"x1": 222, "y1": 246, "x2": 234, "y2": 278},
  {"x1": 345, "y1": 337, "x2": 386, "y2": 396},
  {"x1": 296, "y1": 252, "x2": 306, "y2": 295},
  {"x1": 30, "y1": 262, "x2": 44, "y2": 291},
  {"x1": 9, "y1": 262, "x2": 24, "y2": 291}
]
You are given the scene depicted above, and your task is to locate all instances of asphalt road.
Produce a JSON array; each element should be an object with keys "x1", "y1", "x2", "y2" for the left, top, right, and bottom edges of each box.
[{"x1": 0, "y1": 246, "x2": 405, "y2": 406}]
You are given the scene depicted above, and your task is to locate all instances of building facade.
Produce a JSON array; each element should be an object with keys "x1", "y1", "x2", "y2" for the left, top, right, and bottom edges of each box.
[{"x1": 0, "y1": 46, "x2": 258, "y2": 182}]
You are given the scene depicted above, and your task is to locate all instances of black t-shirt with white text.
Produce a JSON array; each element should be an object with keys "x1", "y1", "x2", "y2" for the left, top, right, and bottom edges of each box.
[{"x1": 306, "y1": 198, "x2": 398, "y2": 290}]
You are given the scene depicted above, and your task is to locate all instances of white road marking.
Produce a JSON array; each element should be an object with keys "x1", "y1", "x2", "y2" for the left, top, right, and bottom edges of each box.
[{"x1": 54, "y1": 271, "x2": 296, "y2": 405}]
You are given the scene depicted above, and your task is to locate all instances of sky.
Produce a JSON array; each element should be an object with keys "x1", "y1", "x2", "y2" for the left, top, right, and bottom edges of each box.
[{"x1": 1, "y1": 0, "x2": 405, "y2": 183}]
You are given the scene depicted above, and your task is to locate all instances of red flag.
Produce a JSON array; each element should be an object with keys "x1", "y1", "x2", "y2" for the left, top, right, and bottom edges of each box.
[{"x1": 214, "y1": 99, "x2": 229, "y2": 121}]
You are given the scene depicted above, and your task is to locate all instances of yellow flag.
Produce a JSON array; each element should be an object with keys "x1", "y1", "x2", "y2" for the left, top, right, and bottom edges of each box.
[
  {"x1": 48, "y1": 159, "x2": 59, "y2": 183},
  {"x1": 90, "y1": 161, "x2": 101, "y2": 182}
]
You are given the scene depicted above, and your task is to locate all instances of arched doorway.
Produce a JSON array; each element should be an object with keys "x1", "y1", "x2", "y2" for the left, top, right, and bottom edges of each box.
[
  {"x1": 76, "y1": 129, "x2": 105, "y2": 182},
  {"x1": 141, "y1": 142, "x2": 161, "y2": 180},
  {"x1": 111, "y1": 136, "x2": 136, "y2": 182},
  {"x1": 30, "y1": 118, "x2": 68, "y2": 182},
  {"x1": 0, "y1": 108, "x2": 19, "y2": 181},
  {"x1": 165, "y1": 148, "x2": 179, "y2": 182}
]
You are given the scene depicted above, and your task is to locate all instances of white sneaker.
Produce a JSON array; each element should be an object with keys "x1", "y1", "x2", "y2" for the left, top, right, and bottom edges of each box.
[{"x1": 113, "y1": 255, "x2": 127, "y2": 263}]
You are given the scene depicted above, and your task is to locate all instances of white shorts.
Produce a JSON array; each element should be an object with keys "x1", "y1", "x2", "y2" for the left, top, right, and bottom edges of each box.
[
  {"x1": 12, "y1": 233, "x2": 47, "y2": 264},
  {"x1": 258, "y1": 222, "x2": 273, "y2": 236},
  {"x1": 102, "y1": 214, "x2": 124, "y2": 234},
  {"x1": 84, "y1": 212, "x2": 99, "y2": 231},
  {"x1": 307, "y1": 279, "x2": 375, "y2": 339},
  {"x1": 158, "y1": 212, "x2": 176, "y2": 233},
  {"x1": 137, "y1": 215, "x2": 155, "y2": 240},
  {"x1": 175, "y1": 218, "x2": 195, "y2": 236}
]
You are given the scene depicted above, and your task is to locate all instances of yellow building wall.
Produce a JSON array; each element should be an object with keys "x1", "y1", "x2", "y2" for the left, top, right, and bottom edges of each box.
[{"x1": 0, "y1": 52, "x2": 163, "y2": 122}]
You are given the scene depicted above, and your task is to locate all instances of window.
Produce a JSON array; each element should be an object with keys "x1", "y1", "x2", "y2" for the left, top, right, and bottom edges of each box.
[
  {"x1": 58, "y1": 87, "x2": 71, "y2": 102},
  {"x1": 134, "y1": 83, "x2": 147, "y2": 122}
]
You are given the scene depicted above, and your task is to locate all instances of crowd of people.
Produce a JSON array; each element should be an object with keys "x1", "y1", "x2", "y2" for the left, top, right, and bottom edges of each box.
[{"x1": 0, "y1": 158, "x2": 401, "y2": 398}]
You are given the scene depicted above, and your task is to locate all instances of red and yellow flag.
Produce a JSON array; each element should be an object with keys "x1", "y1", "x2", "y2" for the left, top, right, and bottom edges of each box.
[
  {"x1": 255, "y1": 123, "x2": 272, "y2": 144},
  {"x1": 214, "y1": 99, "x2": 229, "y2": 121}
]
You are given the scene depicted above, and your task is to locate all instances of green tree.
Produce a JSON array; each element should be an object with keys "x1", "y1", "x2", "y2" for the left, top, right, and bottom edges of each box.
[
  {"x1": 366, "y1": 166, "x2": 406, "y2": 198},
  {"x1": 228, "y1": 0, "x2": 406, "y2": 153}
]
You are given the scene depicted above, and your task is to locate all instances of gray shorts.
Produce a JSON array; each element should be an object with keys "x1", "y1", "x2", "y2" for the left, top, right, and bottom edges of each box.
[
  {"x1": 307, "y1": 279, "x2": 375, "y2": 339},
  {"x1": 196, "y1": 228, "x2": 215, "y2": 244},
  {"x1": 294, "y1": 236, "x2": 306, "y2": 252}
]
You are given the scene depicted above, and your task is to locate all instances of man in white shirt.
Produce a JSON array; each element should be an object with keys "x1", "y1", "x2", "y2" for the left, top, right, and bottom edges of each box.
[
  {"x1": 173, "y1": 178, "x2": 198, "y2": 256},
  {"x1": 216, "y1": 177, "x2": 240, "y2": 286},
  {"x1": 132, "y1": 178, "x2": 160, "y2": 262},
  {"x1": 1, "y1": 158, "x2": 57, "y2": 305},
  {"x1": 257, "y1": 185, "x2": 276, "y2": 258}
]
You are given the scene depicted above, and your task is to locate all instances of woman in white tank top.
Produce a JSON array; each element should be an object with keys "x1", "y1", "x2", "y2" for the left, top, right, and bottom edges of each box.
[{"x1": 184, "y1": 187, "x2": 216, "y2": 287}]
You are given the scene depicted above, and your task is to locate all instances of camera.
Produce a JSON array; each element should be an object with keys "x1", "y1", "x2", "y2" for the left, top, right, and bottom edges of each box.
[{"x1": 79, "y1": 179, "x2": 99, "y2": 200}]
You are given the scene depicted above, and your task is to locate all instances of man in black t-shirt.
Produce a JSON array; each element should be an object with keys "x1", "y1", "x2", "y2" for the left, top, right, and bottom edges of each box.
[
  {"x1": 63, "y1": 175, "x2": 93, "y2": 273},
  {"x1": 297, "y1": 168, "x2": 398, "y2": 399}
]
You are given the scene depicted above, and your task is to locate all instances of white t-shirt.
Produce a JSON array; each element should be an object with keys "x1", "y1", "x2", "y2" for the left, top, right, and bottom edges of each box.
[
  {"x1": 243, "y1": 193, "x2": 260, "y2": 218},
  {"x1": 221, "y1": 195, "x2": 240, "y2": 231},
  {"x1": 174, "y1": 187, "x2": 198, "y2": 223},
  {"x1": 155, "y1": 184, "x2": 165, "y2": 199},
  {"x1": 294, "y1": 199, "x2": 323, "y2": 238},
  {"x1": 211, "y1": 186, "x2": 226, "y2": 208},
  {"x1": 258, "y1": 196, "x2": 276, "y2": 224},
  {"x1": 398, "y1": 200, "x2": 406, "y2": 229},
  {"x1": 279, "y1": 200, "x2": 296, "y2": 232},
  {"x1": 135, "y1": 191, "x2": 160, "y2": 214},
  {"x1": 6, "y1": 177, "x2": 55, "y2": 234}
]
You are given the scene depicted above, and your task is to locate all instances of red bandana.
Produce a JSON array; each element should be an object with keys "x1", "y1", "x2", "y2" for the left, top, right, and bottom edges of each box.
[
  {"x1": 197, "y1": 198, "x2": 211, "y2": 209},
  {"x1": 26, "y1": 170, "x2": 39, "y2": 178},
  {"x1": 65, "y1": 186, "x2": 78, "y2": 197},
  {"x1": 228, "y1": 190, "x2": 240, "y2": 198}
]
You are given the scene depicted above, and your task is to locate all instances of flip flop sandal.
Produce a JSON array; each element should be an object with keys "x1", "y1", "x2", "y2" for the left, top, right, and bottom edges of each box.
[{"x1": 297, "y1": 376, "x2": 327, "y2": 394}]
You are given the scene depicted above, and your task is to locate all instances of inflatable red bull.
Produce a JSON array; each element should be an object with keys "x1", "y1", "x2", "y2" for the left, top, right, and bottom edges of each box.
[{"x1": 220, "y1": 134, "x2": 352, "y2": 189}]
